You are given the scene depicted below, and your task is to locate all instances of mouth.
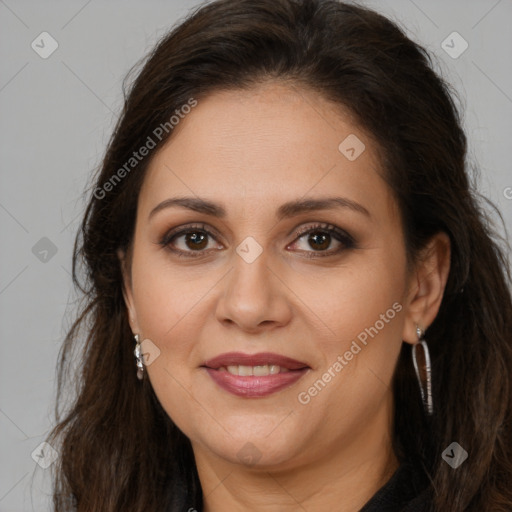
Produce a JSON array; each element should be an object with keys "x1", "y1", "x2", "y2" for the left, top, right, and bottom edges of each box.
[{"x1": 201, "y1": 352, "x2": 310, "y2": 398}]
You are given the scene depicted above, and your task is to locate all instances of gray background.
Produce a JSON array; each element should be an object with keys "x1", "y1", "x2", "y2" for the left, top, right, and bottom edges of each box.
[{"x1": 1, "y1": 0, "x2": 511, "y2": 510}]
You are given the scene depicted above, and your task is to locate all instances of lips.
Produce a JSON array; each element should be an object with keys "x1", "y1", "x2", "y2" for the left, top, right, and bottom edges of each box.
[
  {"x1": 201, "y1": 352, "x2": 310, "y2": 398},
  {"x1": 202, "y1": 352, "x2": 309, "y2": 371}
]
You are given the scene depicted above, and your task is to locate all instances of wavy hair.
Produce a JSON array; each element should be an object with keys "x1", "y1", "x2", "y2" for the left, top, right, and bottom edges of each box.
[{"x1": 47, "y1": 0, "x2": 512, "y2": 510}]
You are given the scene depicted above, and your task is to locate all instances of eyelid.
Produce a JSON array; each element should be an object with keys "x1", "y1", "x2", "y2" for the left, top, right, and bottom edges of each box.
[
  {"x1": 160, "y1": 222, "x2": 220, "y2": 242},
  {"x1": 290, "y1": 222, "x2": 355, "y2": 245}
]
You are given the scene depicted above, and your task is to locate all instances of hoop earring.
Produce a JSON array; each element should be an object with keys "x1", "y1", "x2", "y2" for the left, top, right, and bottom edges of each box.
[
  {"x1": 411, "y1": 325, "x2": 433, "y2": 416},
  {"x1": 134, "y1": 334, "x2": 144, "y2": 380}
]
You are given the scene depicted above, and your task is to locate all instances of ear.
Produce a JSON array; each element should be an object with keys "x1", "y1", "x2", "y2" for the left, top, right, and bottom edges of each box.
[
  {"x1": 117, "y1": 247, "x2": 140, "y2": 335},
  {"x1": 402, "y1": 232, "x2": 451, "y2": 344}
]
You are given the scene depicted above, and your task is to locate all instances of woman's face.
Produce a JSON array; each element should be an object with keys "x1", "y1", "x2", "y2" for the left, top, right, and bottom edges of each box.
[{"x1": 121, "y1": 82, "x2": 416, "y2": 472}]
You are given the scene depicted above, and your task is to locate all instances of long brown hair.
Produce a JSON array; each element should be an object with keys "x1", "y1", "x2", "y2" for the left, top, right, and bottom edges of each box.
[{"x1": 47, "y1": 0, "x2": 512, "y2": 510}]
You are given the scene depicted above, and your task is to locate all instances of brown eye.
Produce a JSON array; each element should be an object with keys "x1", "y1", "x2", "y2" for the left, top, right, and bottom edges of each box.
[
  {"x1": 288, "y1": 223, "x2": 355, "y2": 257},
  {"x1": 182, "y1": 232, "x2": 209, "y2": 251},
  {"x1": 165, "y1": 229, "x2": 218, "y2": 254},
  {"x1": 159, "y1": 223, "x2": 223, "y2": 258},
  {"x1": 159, "y1": 222, "x2": 355, "y2": 259},
  {"x1": 306, "y1": 231, "x2": 332, "y2": 251}
]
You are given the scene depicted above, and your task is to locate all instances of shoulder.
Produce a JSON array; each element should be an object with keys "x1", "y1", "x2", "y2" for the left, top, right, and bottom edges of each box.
[{"x1": 359, "y1": 461, "x2": 434, "y2": 512}]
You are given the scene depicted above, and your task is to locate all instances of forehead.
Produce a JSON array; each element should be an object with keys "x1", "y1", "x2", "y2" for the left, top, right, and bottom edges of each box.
[{"x1": 139, "y1": 82, "x2": 396, "y2": 222}]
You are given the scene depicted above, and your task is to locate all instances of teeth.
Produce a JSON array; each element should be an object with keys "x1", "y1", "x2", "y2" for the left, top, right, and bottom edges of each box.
[
  {"x1": 253, "y1": 365, "x2": 268, "y2": 376},
  {"x1": 269, "y1": 365, "x2": 281, "y2": 375},
  {"x1": 222, "y1": 365, "x2": 290, "y2": 376},
  {"x1": 238, "y1": 365, "x2": 253, "y2": 376}
]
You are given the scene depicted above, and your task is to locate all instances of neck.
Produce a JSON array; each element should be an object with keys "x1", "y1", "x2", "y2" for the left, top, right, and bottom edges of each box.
[{"x1": 195, "y1": 397, "x2": 400, "y2": 512}]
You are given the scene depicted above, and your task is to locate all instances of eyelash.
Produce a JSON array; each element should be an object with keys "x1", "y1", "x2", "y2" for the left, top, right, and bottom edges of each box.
[{"x1": 158, "y1": 222, "x2": 356, "y2": 259}]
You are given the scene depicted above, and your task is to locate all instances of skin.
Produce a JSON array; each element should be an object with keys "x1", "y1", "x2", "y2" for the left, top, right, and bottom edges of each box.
[{"x1": 119, "y1": 82, "x2": 450, "y2": 512}]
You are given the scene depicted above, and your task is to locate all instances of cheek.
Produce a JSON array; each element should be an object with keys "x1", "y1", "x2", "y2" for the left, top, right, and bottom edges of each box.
[
  {"x1": 130, "y1": 254, "x2": 207, "y2": 429},
  {"x1": 292, "y1": 250, "x2": 406, "y2": 352},
  {"x1": 131, "y1": 246, "x2": 204, "y2": 339},
  {"x1": 292, "y1": 252, "x2": 407, "y2": 423}
]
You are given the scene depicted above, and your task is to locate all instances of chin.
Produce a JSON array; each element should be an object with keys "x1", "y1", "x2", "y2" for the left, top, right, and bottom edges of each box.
[{"x1": 197, "y1": 424, "x2": 305, "y2": 469}]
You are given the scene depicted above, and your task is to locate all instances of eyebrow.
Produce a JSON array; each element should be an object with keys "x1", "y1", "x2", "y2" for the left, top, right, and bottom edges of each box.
[{"x1": 148, "y1": 195, "x2": 371, "y2": 221}]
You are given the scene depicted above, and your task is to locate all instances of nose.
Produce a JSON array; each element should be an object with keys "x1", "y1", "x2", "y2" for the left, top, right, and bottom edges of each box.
[{"x1": 215, "y1": 250, "x2": 293, "y2": 334}]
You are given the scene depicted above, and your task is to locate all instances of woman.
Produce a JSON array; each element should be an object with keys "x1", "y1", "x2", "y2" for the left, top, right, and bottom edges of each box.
[{"x1": 47, "y1": 0, "x2": 512, "y2": 510}]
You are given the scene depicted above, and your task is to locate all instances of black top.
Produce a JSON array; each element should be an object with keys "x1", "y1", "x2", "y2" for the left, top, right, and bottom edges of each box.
[{"x1": 359, "y1": 461, "x2": 433, "y2": 512}]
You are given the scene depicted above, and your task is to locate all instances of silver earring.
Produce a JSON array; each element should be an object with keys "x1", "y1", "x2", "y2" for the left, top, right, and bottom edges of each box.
[
  {"x1": 134, "y1": 334, "x2": 144, "y2": 380},
  {"x1": 411, "y1": 325, "x2": 433, "y2": 416}
]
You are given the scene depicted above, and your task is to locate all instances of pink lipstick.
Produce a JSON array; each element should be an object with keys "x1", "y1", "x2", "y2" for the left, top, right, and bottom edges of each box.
[{"x1": 201, "y1": 352, "x2": 310, "y2": 398}]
